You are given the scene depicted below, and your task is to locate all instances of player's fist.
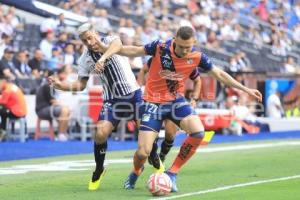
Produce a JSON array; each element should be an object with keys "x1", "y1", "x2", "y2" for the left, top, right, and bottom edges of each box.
[
  {"x1": 95, "y1": 57, "x2": 106, "y2": 73},
  {"x1": 247, "y1": 89, "x2": 262, "y2": 102}
]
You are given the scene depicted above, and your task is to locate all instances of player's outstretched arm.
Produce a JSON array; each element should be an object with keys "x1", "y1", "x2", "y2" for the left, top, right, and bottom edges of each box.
[
  {"x1": 208, "y1": 67, "x2": 262, "y2": 102},
  {"x1": 48, "y1": 76, "x2": 88, "y2": 92},
  {"x1": 94, "y1": 37, "x2": 122, "y2": 72},
  {"x1": 118, "y1": 45, "x2": 147, "y2": 57},
  {"x1": 101, "y1": 37, "x2": 122, "y2": 60}
]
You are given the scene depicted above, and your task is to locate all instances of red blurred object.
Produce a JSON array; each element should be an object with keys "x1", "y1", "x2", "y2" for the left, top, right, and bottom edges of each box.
[
  {"x1": 200, "y1": 76, "x2": 216, "y2": 101},
  {"x1": 88, "y1": 88, "x2": 103, "y2": 123},
  {"x1": 198, "y1": 109, "x2": 233, "y2": 131},
  {"x1": 35, "y1": 118, "x2": 55, "y2": 140}
]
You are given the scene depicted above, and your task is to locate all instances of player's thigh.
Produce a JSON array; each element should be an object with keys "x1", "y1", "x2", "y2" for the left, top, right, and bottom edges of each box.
[
  {"x1": 179, "y1": 114, "x2": 204, "y2": 134},
  {"x1": 164, "y1": 119, "x2": 178, "y2": 139},
  {"x1": 170, "y1": 97, "x2": 203, "y2": 134}
]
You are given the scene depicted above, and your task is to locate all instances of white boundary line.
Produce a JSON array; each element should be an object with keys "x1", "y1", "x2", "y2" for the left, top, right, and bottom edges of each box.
[
  {"x1": 196, "y1": 141, "x2": 300, "y2": 153},
  {"x1": 150, "y1": 175, "x2": 300, "y2": 200},
  {"x1": 1, "y1": 141, "x2": 300, "y2": 176}
]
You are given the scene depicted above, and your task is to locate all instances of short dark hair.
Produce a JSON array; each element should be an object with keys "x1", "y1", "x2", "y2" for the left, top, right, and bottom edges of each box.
[{"x1": 176, "y1": 26, "x2": 195, "y2": 40}]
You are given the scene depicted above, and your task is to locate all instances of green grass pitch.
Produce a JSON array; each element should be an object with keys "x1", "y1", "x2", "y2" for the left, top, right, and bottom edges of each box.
[{"x1": 1, "y1": 139, "x2": 300, "y2": 200}]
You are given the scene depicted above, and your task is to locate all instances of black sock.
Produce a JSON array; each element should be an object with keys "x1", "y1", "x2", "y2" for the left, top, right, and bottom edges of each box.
[
  {"x1": 94, "y1": 141, "x2": 107, "y2": 173},
  {"x1": 150, "y1": 138, "x2": 159, "y2": 158},
  {"x1": 160, "y1": 139, "x2": 174, "y2": 158}
]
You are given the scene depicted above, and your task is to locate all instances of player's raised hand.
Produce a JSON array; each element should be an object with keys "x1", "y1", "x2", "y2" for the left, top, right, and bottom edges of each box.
[
  {"x1": 95, "y1": 57, "x2": 106, "y2": 73},
  {"x1": 247, "y1": 89, "x2": 262, "y2": 102}
]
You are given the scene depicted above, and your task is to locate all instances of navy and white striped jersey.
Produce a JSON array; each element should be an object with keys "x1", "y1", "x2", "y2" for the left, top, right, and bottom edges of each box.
[{"x1": 78, "y1": 35, "x2": 140, "y2": 100}]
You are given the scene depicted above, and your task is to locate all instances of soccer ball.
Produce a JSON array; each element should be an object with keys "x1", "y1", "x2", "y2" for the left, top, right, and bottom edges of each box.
[{"x1": 147, "y1": 172, "x2": 172, "y2": 196}]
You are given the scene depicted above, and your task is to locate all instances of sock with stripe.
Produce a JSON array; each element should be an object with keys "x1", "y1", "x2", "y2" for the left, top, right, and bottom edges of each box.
[
  {"x1": 169, "y1": 132, "x2": 203, "y2": 174},
  {"x1": 133, "y1": 151, "x2": 146, "y2": 175}
]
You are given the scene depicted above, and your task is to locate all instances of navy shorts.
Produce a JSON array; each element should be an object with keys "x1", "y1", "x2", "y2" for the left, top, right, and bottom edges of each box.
[
  {"x1": 139, "y1": 96, "x2": 195, "y2": 132},
  {"x1": 99, "y1": 89, "x2": 142, "y2": 127}
]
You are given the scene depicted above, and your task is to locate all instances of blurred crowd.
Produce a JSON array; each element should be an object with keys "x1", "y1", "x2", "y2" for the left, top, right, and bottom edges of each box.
[{"x1": 0, "y1": 1, "x2": 299, "y2": 85}]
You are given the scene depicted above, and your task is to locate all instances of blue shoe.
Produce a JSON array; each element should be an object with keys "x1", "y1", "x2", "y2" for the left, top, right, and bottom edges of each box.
[
  {"x1": 166, "y1": 171, "x2": 178, "y2": 192},
  {"x1": 124, "y1": 166, "x2": 144, "y2": 190},
  {"x1": 124, "y1": 172, "x2": 138, "y2": 189}
]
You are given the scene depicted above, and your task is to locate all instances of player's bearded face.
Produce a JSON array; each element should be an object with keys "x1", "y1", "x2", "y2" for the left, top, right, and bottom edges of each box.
[
  {"x1": 174, "y1": 37, "x2": 196, "y2": 58},
  {"x1": 80, "y1": 31, "x2": 100, "y2": 51}
]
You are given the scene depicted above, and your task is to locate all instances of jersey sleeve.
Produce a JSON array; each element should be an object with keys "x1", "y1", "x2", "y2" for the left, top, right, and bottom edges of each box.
[
  {"x1": 189, "y1": 68, "x2": 200, "y2": 80},
  {"x1": 102, "y1": 35, "x2": 119, "y2": 45},
  {"x1": 198, "y1": 53, "x2": 213, "y2": 72},
  {"x1": 144, "y1": 39, "x2": 161, "y2": 56},
  {"x1": 77, "y1": 49, "x2": 94, "y2": 78}
]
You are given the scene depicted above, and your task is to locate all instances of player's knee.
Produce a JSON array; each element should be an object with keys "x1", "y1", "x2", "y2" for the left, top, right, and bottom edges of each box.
[
  {"x1": 137, "y1": 147, "x2": 151, "y2": 159},
  {"x1": 165, "y1": 132, "x2": 176, "y2": 141},
  {"x1": 95, "y1": 129, "x2": 109, "y2": 144}
]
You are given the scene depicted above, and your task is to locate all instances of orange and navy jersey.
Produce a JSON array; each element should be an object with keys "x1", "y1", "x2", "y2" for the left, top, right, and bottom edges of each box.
[
  {"x1": 0, "y1": 82, "x2": 27, "y2": 117},
  {"x1": 143, "y1": 39, "x2": 213, "y2": 103}
]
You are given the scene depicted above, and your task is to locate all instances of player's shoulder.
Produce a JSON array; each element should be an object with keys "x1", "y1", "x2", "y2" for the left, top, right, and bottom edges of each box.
[
  {"x1": 158, "y1": 38, "x2": 172, "y2": 46},
  {"x1": 78, "y1": 48, "x2": 94, "y2": 66}
]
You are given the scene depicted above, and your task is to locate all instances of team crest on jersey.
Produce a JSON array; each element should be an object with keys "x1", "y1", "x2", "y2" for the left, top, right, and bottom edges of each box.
[
  {"x1": 187, "y1": 58, "x2": 193, "y2": 64},
  {"x1": 162, "y1": 54, "x2": 171, "y2": 60},
  {"x1": 159, "y1": 70, "x2": 184, "y2": 81},
  {"x1": 161, "y1": 54, "x2": 172, "y2": 69}
]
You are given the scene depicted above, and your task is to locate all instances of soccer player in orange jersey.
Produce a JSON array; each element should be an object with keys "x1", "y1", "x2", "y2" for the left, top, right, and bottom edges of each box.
[
  {"x1": 118, "y1": 26, "x2": 262, "y2": 192},
  {"x1": 138, "y1": 59, "x2": 202, "y2": 170}
]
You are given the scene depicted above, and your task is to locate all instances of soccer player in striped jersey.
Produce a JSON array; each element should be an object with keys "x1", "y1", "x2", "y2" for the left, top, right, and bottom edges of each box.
[
  {"x1": 49, "y1": 23, "x2": 142, "y2": 191},
  {"x1": 118, "y1": 26, "x2": 262, "y2": 192}
]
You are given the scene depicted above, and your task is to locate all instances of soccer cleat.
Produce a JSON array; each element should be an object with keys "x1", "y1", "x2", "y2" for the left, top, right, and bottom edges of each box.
[
  {"x1": 148, "y1": 151, "x2": 163, "y2": 169},
  {"x1": 165, "y1": 171, "x2": 178, "y2": 192},
  {"x1": 124, "y1": 172, "x2": 139, "y2": 189},
  {"x1": 124, "y1": 167, "x2": 144, "y2": 189},
  {"x1": 148, "y1": 141, "x2": 158, "y2": 166},
  {"x1": 159, "y1": 153, "x2": 166, "y2": 163},
  {"x1": 88, "y1": 168, "x2": 107, "y2": 191},
  {"x1": 155, "y1": 158, "x2": 165, "y2": 173}
]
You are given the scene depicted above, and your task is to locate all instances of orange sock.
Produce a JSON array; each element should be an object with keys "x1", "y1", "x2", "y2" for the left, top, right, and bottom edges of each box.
[
  {"x1": 169, "y1": 136, "x2": 202, "y2": 174},
  {"x1": 133, "y1": 152, "x2": 146, "y2": 175}
]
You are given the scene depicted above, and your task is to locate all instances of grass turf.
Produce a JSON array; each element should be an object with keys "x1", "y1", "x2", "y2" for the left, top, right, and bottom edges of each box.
[{"x1": 0, "y1": 139, "x2": 300, "y2": 200}]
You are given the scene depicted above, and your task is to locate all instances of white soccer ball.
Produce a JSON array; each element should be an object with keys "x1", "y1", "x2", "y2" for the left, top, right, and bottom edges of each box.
[{"x1": 147, "y1": 172, "x2": 172, "y2": 196}]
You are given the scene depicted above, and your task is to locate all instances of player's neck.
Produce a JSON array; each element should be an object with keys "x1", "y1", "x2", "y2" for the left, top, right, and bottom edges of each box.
[{"x1": 173, "y1": 43, "x2": 182, "y2": 58}]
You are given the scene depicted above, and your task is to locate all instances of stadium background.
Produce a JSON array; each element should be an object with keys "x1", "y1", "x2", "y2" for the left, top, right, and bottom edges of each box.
[{"x1": 0, "y1": 0, "x2": 300, "y2": 199}]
